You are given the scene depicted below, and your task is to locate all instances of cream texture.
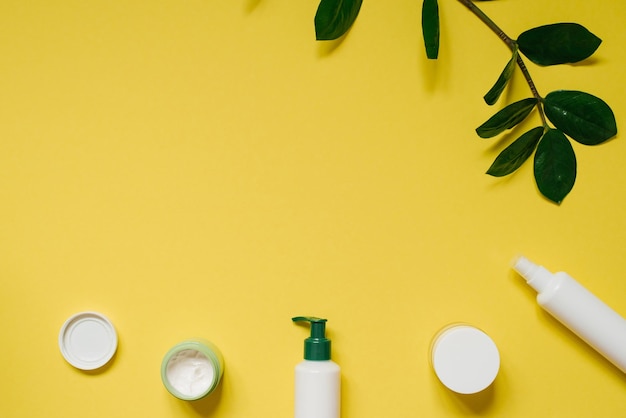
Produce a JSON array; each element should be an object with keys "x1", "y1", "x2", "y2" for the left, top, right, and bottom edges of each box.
[{"x1": 165, "y1": 349, "x2": 215, "y2": 397}]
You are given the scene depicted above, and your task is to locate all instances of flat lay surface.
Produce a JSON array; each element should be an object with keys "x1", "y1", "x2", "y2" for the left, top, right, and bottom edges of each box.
[{"x1": 1, "y1": 1, "x2": 625, "y2": 417}]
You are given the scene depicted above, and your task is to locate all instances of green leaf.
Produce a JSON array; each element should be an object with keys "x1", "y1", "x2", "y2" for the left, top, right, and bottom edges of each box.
[
  {"x1": 315, "y1": 0, "x2": 363, "y2": 41},
  {"x1": 534, "y1": 129, "x2": 576, "y2": 204},
  {"x1": 476, "y1": 98, "x2": 537, "y2": 138},
  {"x1": 421, "y1": 0, "x2": 439, "y2": 59},
  {"x1": 544, "y1": 90, "x2": 617, "y2": 145},
  {"x1": 487, "y1": 126, "x2": 544, "y2": 177},
  {"x1": 484, "y1": 49, "x2": 518, "y2": 105},
  {"x1": 517, "y1": 23, "x2": 601, "y2": 66}
]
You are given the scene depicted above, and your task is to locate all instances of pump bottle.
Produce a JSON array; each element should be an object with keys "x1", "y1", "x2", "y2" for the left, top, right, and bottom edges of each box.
[
  {"x1": 513, "y1": 256, "x2": 626, "y2": 373},
  {"x1": 292, "y1": 316, "x2": 340, "y2": 418}
]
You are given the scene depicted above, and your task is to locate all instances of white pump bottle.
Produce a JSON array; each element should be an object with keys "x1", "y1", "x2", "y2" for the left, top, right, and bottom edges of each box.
[
  {"x1": 513, "y1": 256, "x2": 626, "y2": 373},
  {"x1": 292, "y1": 316, "x2": 340, "y2": 418}
]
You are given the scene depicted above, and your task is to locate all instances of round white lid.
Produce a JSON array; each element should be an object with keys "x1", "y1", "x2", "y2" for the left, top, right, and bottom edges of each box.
[
  {"x1": 431, "y1": 325, "x2": 500, "y2": 394},
  {"x1": 59, "y1": 311, "x2": 118, "y2": 370}
]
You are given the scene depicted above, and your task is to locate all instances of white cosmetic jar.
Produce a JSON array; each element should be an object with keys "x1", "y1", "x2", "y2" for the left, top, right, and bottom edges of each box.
[
  {"x1": 430, "y1": 324, "x2": 500, "y2": 394},
  {"x1": 161, "y1": 339, "x2": 224, "y2": 401}
]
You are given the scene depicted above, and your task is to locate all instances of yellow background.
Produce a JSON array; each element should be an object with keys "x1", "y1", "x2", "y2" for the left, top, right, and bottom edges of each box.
[{"x1": 1, "y1": 1, "x2": 624, "y2": 417}]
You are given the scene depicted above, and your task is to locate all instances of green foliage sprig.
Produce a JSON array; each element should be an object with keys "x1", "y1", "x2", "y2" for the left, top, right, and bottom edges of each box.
[{"x1": 311, "y1": 0, "x2": 618, "y2": 204}]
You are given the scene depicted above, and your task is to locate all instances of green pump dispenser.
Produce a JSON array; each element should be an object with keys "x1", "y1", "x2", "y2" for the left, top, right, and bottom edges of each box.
[{"x1": 292, "y1": 316, "x2": 331, "y2": 361}]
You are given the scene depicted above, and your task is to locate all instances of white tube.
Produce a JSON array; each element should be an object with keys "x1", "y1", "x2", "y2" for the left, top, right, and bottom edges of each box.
[{"x1": 513, "y1": 256, "x2": 626, "y2": 373}]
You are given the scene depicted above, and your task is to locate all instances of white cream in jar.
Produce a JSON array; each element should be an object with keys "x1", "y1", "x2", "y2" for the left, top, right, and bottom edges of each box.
[
  {"x1": 166, "y1": 349, "x2": 214, "y2": 398},
  {"x1": 161, "y1": 339, "x2": 224, "y2": 401}
]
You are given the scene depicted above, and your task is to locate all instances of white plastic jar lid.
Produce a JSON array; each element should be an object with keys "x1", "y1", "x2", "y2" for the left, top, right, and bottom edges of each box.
[
  {"x1": 59, "y1": 311, "x2": 118, "y2": 370},
  {"x1": 431, "y1": 324, "x2": 500, "y2": 394}
]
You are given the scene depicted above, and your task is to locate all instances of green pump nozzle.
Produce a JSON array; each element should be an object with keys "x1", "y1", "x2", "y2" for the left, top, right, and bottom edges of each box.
[{"x1": 292, "y1": 316, "x2": 331, "y2": 361}]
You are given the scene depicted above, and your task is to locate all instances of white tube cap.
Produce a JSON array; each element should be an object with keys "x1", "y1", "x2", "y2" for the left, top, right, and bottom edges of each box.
[{"x1": 431, "y1": 325, "x2": 500, "y2": 394}]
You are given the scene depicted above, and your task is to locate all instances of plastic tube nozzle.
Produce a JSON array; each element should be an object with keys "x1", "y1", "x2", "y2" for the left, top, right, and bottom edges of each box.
[
  {"x1": 512, "y1": 255, "x2": 551, "y2": 292},
  {"x1": 512, "y1": 256, "x2": 536, "y2": 280}
]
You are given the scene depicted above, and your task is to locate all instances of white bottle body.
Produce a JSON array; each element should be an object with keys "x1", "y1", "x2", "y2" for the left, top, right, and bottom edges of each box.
[
  {"x1": 535, "y1": 271, "x2": 626, "y2": 373},
  {"x1": 294, "y1": 360, "x2": 340, "y2": 418}
]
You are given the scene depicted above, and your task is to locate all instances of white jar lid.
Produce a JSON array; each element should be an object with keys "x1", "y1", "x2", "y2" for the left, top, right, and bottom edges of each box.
[
  {"x1": 431, "y1": 325, "x2": 500, "y2": 394},
  {"x1": 59, "y1": 311, "x2": 118, "y2": 370}
]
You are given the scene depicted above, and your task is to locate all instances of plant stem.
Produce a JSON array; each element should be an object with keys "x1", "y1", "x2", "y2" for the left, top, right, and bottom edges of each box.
[{"x1": 456, "y1": 0, "x2": 548, "y2": 126}]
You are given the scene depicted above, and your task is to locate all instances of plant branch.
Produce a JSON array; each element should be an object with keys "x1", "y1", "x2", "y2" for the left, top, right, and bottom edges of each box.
[{"x1": 457, "y1": 0, "x2": 548, "y2": 126}]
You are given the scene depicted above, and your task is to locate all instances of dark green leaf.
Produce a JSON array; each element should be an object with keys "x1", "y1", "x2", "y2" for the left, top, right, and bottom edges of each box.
[
  {"x1": 484, "y1": 49, "x2": 518, "y2": 105},
  {"x1": 517, "y1": 23, "x2": 601, "y2": 66},
  {"x1": 534, "y1": 129, "x2": 576, "y2": 204},
  {"x1": 544, "y1": 90, "x2": 617, "y2": 145},
  {"x1": 487, "y1": 126, "x2": 544, "y2": 177},
  {"x1": 315, "y1": 0, "x2": 363, "y2": 41},
  {"x1": 476, "y1": 98, "x2": 537, "y2": 138},
  {"x1": 421, "y1": 0, "x2": 439, "y2": 59}
]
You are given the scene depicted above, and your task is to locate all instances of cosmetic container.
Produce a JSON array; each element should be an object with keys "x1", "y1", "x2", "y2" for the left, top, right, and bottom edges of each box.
[
  {"x1": 430, "y1": 323, "x2": 500, "y2": 394},
  {"x1": 292, "y1": 316, "x2": 340, "y2": 418},
  {"x1": 513, "y1": 256, "x2": 626, "y2": 373},
  {"x1": 161, "y1": 338, "x2": 224, "y2": 400}
]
